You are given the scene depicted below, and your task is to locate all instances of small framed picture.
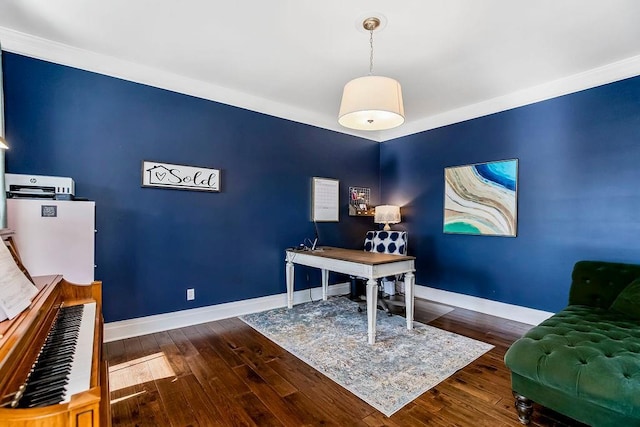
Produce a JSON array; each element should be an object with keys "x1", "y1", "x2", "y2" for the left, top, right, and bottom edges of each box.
[{"x1": 349, "y1": 186, "x2": 374, "y2": 216}]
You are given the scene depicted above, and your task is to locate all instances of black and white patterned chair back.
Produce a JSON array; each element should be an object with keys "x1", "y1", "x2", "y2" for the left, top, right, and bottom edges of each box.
[{"x1": 364, "y1": 231, "x2": 407, "y2": 255}]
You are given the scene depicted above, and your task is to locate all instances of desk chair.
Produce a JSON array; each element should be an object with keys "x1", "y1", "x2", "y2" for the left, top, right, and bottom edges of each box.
[{"x1": 354, "y1": 230, "x2": 408, "y2": 315}]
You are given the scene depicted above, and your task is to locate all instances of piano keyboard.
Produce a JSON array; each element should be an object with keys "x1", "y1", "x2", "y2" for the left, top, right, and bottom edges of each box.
[
  {"x1": 63, "y1": 302, "x2": 96, "y2": 403},
  {"x1": 13, "y1": 302, "x2": 95, "y2": 408}
]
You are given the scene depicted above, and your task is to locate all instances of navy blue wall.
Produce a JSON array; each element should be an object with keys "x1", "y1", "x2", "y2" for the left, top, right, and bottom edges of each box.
[
  {"x1": 3, "y1": 53, "x2": 380, "y2": 322},
  {"x1": 7, "y1": 51, "x2": 640, "y2": 319},
  {"x1": 381, "y1": 76, "x2": 640, "y2": 313}
]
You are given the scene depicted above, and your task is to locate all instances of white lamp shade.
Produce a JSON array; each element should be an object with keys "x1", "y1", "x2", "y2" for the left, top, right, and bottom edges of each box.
[
  {"x1": 0, "y1": 136, "x2": 7, "y2": 150},
  {"x1": 338, "y1": 76, "x2": 405, "y2": 131},
  {"x1": 374, "y1": 205, "x2": 401, "y2": 224}
]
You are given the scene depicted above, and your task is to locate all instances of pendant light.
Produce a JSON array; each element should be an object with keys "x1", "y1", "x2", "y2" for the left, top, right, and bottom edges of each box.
[{"x1": 338, "y1": 17, "x2": 404, "y2": 131}]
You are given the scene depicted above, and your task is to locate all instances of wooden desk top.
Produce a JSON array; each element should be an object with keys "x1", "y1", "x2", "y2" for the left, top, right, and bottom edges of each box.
[{"x1": 287, "y1": 247, "x2": 415, "y2": 265}]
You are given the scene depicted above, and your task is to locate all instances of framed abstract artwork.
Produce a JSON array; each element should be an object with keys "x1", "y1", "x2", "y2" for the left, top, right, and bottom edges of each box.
[{"x1": 443, "y1": 159, "x2": 518, "y2": 237}]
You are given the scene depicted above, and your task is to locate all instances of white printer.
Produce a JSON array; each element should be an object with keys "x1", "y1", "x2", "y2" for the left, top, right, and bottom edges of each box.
[{"x1": 5, "y1": 173, "x2": 75, "y2": 200}]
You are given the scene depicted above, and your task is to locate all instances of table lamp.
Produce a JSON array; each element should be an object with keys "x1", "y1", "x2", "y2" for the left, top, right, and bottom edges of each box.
[{"x1": 374, "y1": 205, "x2": 401, "y2": 231}]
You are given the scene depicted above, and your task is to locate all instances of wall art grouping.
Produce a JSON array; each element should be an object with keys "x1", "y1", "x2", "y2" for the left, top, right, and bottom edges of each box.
[{"x1": 444, "y1": 159, "x2": 518, "y2": 237}]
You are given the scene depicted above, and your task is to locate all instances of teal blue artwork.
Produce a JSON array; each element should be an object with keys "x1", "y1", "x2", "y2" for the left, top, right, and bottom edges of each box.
[{"x1": 444, "y1": 159, "x2": 518, "y2": 236}]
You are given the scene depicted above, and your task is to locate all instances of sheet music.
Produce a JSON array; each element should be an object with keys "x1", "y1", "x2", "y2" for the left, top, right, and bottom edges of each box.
[
  {"x1": 312, "y1": 177, "x2": 339, "y2": 222},
  {"x1": 0, "y1": 241, "x2": 38, "y2": 320}
]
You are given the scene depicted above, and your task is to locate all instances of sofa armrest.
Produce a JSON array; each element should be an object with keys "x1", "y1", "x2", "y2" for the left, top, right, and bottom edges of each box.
[{"x1": 569, "y1": 261, "x2": 640, "y2": 308}]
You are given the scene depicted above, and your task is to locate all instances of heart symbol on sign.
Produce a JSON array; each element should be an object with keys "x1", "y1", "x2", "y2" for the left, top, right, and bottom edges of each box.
[{"x1": 155, "y1": 172, "x2": 166, "y2": 181}]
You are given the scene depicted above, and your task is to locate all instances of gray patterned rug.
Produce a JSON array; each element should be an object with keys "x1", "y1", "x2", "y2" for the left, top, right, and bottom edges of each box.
[{"x1": 240, "y1": 297, "x2": 493, "y2": 416}]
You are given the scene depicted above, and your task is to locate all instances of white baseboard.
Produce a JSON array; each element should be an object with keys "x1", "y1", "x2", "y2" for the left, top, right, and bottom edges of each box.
[
  {"x1": 104, "y1": 282, "x2": 553, "y2": 342},
  {"x1": 104, "y1": 282, "x2": 351, "y2": 342},
  {"x1": 413, "y1": 285, "x2": 553, "y2": 326}
]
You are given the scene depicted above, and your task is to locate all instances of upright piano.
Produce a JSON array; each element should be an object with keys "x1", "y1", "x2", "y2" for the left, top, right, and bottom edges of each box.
[{"x1": 0, "y1": 275, "x2": 111, "y2": 426}]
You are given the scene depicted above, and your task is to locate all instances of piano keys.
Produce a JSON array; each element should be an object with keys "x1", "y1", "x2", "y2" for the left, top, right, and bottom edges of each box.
[
  {"x1": 13, "y1": 302, "x2": 95, "y2": 408},
  {"x1": 0, "y1": 275, "x2": 111, "y2": 427},
  {"x1": 64, "y1": 302, "x2": 96, "y2": 404}
]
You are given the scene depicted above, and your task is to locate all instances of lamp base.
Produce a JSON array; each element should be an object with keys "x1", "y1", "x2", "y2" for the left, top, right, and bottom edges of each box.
[{"x1": 383, "y1": 223, "x2": 391, "y2": 231}]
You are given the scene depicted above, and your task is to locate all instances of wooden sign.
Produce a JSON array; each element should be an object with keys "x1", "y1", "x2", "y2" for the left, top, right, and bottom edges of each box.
[{"x1": 141, "y1": 161, "x2": 220, "y2": 192}]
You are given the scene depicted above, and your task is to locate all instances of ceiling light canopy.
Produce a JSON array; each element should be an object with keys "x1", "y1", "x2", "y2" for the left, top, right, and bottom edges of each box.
[{"x1": 338, "y1": 17, "x2": 404, "y2": 132}]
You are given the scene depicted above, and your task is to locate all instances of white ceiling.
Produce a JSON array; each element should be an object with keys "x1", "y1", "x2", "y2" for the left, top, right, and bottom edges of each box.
[{"x1": 0, "y1": 1, "x2": 640, "y2": 142}]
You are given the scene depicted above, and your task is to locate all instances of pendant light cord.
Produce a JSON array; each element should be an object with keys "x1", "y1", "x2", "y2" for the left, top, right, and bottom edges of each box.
[{"x1": 369, "y1": 28, "x2": 374, "y2": 75}]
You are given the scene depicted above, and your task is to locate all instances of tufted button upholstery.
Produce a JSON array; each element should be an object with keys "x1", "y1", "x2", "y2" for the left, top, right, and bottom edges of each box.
[
  {"x1": 506, "y1": 304, "x2": 640, "y2": 419},
  {"x1": 569, "y1": 261, "x2": 640, "y2": 309},
  {"x1": 505, "y1": 261, "x2": 640, "y2": 425}
]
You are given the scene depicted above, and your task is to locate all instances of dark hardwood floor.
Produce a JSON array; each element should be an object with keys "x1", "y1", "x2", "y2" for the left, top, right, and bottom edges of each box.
[{"x1": 105, "y1": 297, "x2": 586, "y2": 426}]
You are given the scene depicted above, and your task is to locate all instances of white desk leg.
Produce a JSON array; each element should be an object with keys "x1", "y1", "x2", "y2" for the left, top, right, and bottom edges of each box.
[
  {"x1": 405, "y1": 272, "x2": 415, "y2": 330},
  {"x1": 366, "y1": 278, "x2": 378, "y2": 345},
  {"x1": 321, "y1": 269, "x2": 328, "y2": 301},
  {"x1": 286, "y1": 260, "x2": 294, "y2": 309}
]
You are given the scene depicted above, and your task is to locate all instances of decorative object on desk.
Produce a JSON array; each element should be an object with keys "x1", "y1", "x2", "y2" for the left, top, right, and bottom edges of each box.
[
  {"x1": 348, "y1": 186, "x2": 374, "y2": 216},
  {"x1": 312, "y1": 177, "x2": 339, "y2": 222},
  {"x1": 374, "y1": 205, "x2": 401, "y2": 231},
  {"x1": 241, "y1": 297, "x2": 492, "y2": 417},
  {"x1": 141, "y1": 160, "x2": 220, "y2": 192},
  {"x1": 338, "y1": 16, "x2": 404, "y2": 131},
  {"x1": 444, "y1": 159, "x2": 518, "y2": 237}
]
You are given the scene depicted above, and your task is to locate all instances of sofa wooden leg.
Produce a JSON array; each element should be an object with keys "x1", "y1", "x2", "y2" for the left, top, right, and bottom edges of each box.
[{"x1": 513, "y1": 391, "x2": 533, "y2": 425}]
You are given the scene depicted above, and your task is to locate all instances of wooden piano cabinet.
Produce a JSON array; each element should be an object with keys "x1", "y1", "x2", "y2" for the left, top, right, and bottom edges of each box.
[
  {"x1": 99, "y1": 361, "x2": 111, "y2": 427},
  {"x1": 0, "y1": 389, "x2": 101, "y2": 427},
  {"x1": 0, "y1": 277, "x2": 111, "y2": 427}
]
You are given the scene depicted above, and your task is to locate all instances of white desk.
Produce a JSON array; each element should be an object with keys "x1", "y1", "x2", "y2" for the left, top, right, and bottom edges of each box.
[{"x1": 285, "y1": 247, "x2": 416, "y2": 344}]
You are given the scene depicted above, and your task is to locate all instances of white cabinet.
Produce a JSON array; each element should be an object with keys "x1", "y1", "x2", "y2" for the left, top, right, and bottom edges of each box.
[{"x1": 7, "y1": 199, "x2": 95, "y2": 284}]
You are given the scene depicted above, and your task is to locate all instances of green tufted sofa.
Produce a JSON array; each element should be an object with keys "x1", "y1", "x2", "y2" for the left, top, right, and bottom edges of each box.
[{"x1": 504, "y1": 261, "x2": 640, "y2": 426}]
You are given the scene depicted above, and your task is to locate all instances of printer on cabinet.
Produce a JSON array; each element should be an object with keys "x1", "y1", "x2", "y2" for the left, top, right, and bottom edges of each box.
[{"x1": 5, "y1": 173, "x2": 75, "y2": 200}]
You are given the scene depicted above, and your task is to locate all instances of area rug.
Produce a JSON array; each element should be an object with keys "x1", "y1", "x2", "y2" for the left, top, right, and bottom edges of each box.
[{"x1": 240, "y1": 297, "x2": 493, "y2": 416}]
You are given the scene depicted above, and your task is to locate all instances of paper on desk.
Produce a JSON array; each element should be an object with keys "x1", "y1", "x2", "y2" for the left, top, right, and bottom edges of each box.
[{"x1": 0, "y1": 242, "x2": 38, "y2": 320}]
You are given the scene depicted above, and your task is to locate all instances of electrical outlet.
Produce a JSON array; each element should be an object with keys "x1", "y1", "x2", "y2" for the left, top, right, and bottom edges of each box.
[{"x1": 186, "y1": 288, "x2": 195, "y2": 301}]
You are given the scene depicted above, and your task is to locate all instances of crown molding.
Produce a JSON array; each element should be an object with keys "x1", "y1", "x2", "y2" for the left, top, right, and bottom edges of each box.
[
  {"x1": 0, "y1": 26, "x2": 380, "y2": 142},
  {"x1": 380, "y1": 54, "x2": 640, "y2": 142},
  {"x1": 2, "y1": 26, "x2": 638, "y2": 144}
]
